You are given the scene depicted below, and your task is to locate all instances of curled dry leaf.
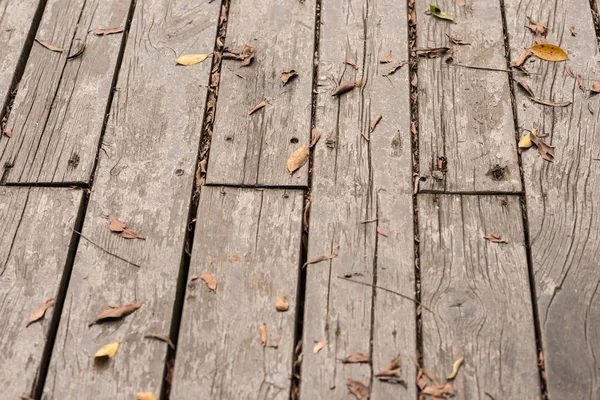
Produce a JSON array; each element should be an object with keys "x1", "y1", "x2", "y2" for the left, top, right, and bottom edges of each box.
[
  {"x1": 287, "y1": 144, "x2": 309, "y2": 173},
  {"x1": 529, "y1": 43, "x2": 568, "y2": 62},
  {"x1": 303, "y1": 246, "x2": 339, "y2": 268},
  {"x1": 429, "y1": 4, "x2": 454, "y2": 22},
  {"x1": 375, "y1": 356, "x2": 401, "y2": 377},
  {"x1": 591, "y1": 81, "x2": 600, "y2": 93},
  {"x1": 526, "y1": 16, "x2": 547, "y2": 36},
  {"x1": 175, "y1": 53, "x2": 210, "y2": 66},
  {"x1": 570, "y1": 26, "x2": 577, "y2": 37},
  {"x1": 346, "y1": 59, "x2": 359, "y2": 70},
  {"x1": 447, "y1": 356, "x2": 465, "y2": 380},
  {"x1": 566, "y1": 64, "x2": 575, "y2": 78},
  {"x1": 275, "y1": 295, "x2": 289, "y2": 312},
  {"x1": 511, "y1": 49, "x2": 532, "y2": 68},
  {"x1": 412, "y1": 357, "x2": 428, "y2": 390},
  {"x1": 200, "y1": 272, "x2": 217, "y2": 291},
  {"x1": 577, "y1": 75, "x2": 585, "y2": 92},
  {"x1": 136, "y1": 393, "x2": 158, "y2": 400},
  {"x1": 67, "y1": 42, "x2": 86, "y2": 60},
  {"x1": 380, "y1": 52, "x2": 393, "y2": 63},
  {"x1": 355, "y1": 79, "x2": 363, "y2": 88},
  {"x1": 588, "y1": 103, "x2": 594, "y2": 115},
  {"x1": 260, "y1": 323, "x2": 267, "y2": 347},
  {"x1": 313, "y1": 338, "x2": 328, "y2": 354},
  {"x1": 361, "y1": 218, "x2": 378, "y2": 224},
  {"x1": 445, "y1": 34, "x2": 471, "y2": 45},
  {"x1": 27, "y1": 298, "x2": 55, "y2": 327},
  {"x1": 35, "y1": 39, "x2": 64, "y2": 52},
  {"x1": 144, "y1": 333, "x2": 175, "y2": 349},
  {"x1": 92, "y1": 27, "x2": 124, "y2": 36},
  {"x1": 93, "y1": 338, "x2": 120, "y2": 359},
  {"x1": 121, "y1": 228, "x2": 144, "y2": 239},
  {"x1": 416, "y1": 47, "x2": 450, "y2": 58},
  {"x1": 377, "y1": 226, "x2": 388, "y2": 237},
  {"x1": 370, "y1": 115, "x2": 382, "y2": 132},
  {"x1": 529, "y1": 97, "x2": 571, "y2": 107},
  {"x1": 106, "y1": 215, "x2": 126, "y2": 232},
  {"x1": 383, "y1": 62, "x2": 406, "y2": 76},
  {"x1": 332, "y1": 81, "x2": 356, "y2": 96},
  {"x1": 484, "y1": 234, "x2": 508, "y2": 244},
  {"x1": 91, "y1": 301, "x2": 143, "y2": 326},
  {"x1": 3, "y1": 127, "x2": 12, "y2": 138},
  {"x1": 516, "y1": 81, "x2": 535, "y2": 98},
  {"x1": 347, "y1": 378, "x2": 369, "y2": 400},
  {"x1": 530, "y1": 133, "x2": 555, "y2": 162},
  {"x1": 281, "y1": 70, "x2": 299, "y2": 85},
  {"x1": 249, "y1": 100, "x2": 266, "y2": 115},
  {"x1": 310, "y1": 128, "x2": 321, "y2": 148},
  {"x1": 343, "y1": 353, "x2": 370, "y2": 364}
]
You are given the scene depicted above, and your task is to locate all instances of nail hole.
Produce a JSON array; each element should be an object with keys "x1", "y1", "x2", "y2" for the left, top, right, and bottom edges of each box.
[
  {"x1": 290, "y1": 137, "x2": 299, "y2": 144},
  {"x1": 175, "y1": 169, "x2": 184, "y2": 176}
]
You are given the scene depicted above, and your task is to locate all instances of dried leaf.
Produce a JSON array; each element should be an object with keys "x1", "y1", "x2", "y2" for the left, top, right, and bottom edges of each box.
[
  {"x1": 518, "y1": 132, "x2": 534, "y2": 149},
  {"x1": 375, "y1": 356, "x2": 402, "y2": 377},
  {"x1": 377, "y1": 226, "x2": 388, "y2": 237},
  {"x1": 136, "y1": 393, "x2": 158, "y2": 400},
  {"x1": 458, "y1": 0, "x2": 466, "y2": 6},
  {"x1": 588, "y1": 103, "x2": 594, "y2": 114},
  {"x1": 422, "y1": 384, "x2": 456, "y2": 397},
  {"x1": 92, "y1": 27, "x2": 124, "y2": 36},
  {"x1": 529, "y1": 43, "x2": 569, "y2": 62},
  {"x1": 361, "y1": 218, "x2": 378, "y2": 224},
  {"x1": 287, "y1": 144, "x2": 309, "y2": 173},
  {"x1": 259, "y1": 323, "x2": 267, "y2": 347},
  {"x1": 303, "y1": 247, "x2": 339, "y2": 268},
  {"x1": 442, "y1": 48, "x2": 454, "y2": 64},
  {"x1": 578, "y1": 75, "x2": 585, "y2": 92},
  {"x1": 416, "y1": 47, "x2": 450, "y2": 58},
  {"x1": 93, "y1": 338, "x2": 120, "y2": 358},
  {"x1": 200, "y1": 272, "x2": 217, "y2": 291},
  {"x1": 591, "y1": 81, "x2": 600, "y2": 93},
  {"x1": 67, "y1": 42, "x2": 86, "y2": 60},
  {"x1": 3, "y1": 127, "x2": 12, "y2": 138},
  {"x1": 346, "y1": 59, "x2": 359, "y2": 70},
  {"x1": 91, "y1": 302, "x2": 142, "y2": 326},
  {"x1": 332, "y1": 81, "x2": 356, "y2": 96},
  {"x1": 249, "y1": 100, "x2": 266, "y2": 115},
  {"x1": 380, "y1": 52, "x2": 393, "y2": 63},
  {"x1": 121, "y1": 228, "x2": 144, "y2": 239},
  {"x1": 445, "y1": 34, "x2": 471, "y2": 45},
  {"x1": 343, "y1": 353, "x2": 370, "y2": 364},
  {"x1": 27, "y1": 298, "x2": 55, "y2": 327},
  {"x1": 529, "y1": 97, "x2": 571, "y2": 107},
  {"x1": 313, "y1": 338, "x2": 328, "y2": 354},
  {"x1": 310, "y1": 128, "x2": 321, "y2": 148},
  {"x1": 526, "y1": 17, "x2": 547, "y2": 36},
  {"x1": 35, "y1": 39, "x2": 64, "y2": 52},
  {"x1": 175, "y1": 53, "x2": 210, "y2": 66},
  {"x1": 423, "y1": 368, "x2": 441, "y2": 386},
  {"x1": 384, "y1": 62, "x2": 406, "y2": 76},
  {"x1": 447, "y1": 356, "x2": 464, "y2": 380},
  {"x1": 107, "y1": 215, "x2": 126, "y2": 232},
  {"x1": 370, "y1": 115, "x2": 382, "y2": 132},
  {"x1": 566, "y1": 64, "x2": 575, "y2": 78},
  {"x1": 275, "y1": 295, "x2": 289, "y2": 312},
  {"x1": 570, "y1": 26, "x2": 577, "y2": 37},
  {"x1": 207, "y1": 256, "x2": 213, "y2": 265},
  {"x1": 281, "y1": 70, "x2": 299, "y2": 85},
  {"x1": 412, "y1": 357, "x2": 428, "y2": 390},
  {"x1": 355, "y1": 79, "x2": 363, "y2": 88},
  {"x1": 347, "y1": 378, "x2": 369, "y2": 400},
  {"x1": 530, "y1": 133, "x2": 555, "y2": 162},
  {"x1": 144, "y1": 333, "x2": 175, "y2": 349},
  {"x1": 511, "y1": 49, "x2": 532, "y2": 68},
  {"x1": 429, "y1": 4, "x2": 454, "y2": 22},
  {"x1": 516, "y1": 81, "x2": 535, "y2": 97},
  {"x1": 484, "y1": 234, "x2": 508, "y2": 244}
]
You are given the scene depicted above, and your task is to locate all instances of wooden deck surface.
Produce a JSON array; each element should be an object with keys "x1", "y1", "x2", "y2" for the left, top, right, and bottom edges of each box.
[{"x1": 1, "y1": 0, "x2": 599, "y2": 399}]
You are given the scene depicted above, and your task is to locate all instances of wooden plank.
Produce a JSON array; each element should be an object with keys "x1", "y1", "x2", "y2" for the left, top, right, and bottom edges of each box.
[
  {"x1": 419, "y1": 194, "x2": 539, "y2": 399},
  {"x1": 171, "y1": 187, "x2": 303, "y2": 399},
  {"x1": 506, "y1": 1, "x2": 600, "y2": 398},
  {"x1": 0, "y1": 0, "x2": 41, "y2": 109},
  {"x1": 416, "y1": 0, "x2": 521, "y2": 192},
  {"x1": 206, "y1": 0, "x2": 315, "y2": 187},
  {"x1": 42, "y1": 0, "x2": 220, "y2": 398},
  {"x1": 0, "y1": 0, "x2": 130, "y2": 184},
  {"x1": 0, "y1": 187, "x2": 82, "y2": 399},
  {"x1": 300, "y1": 0, "x2": 416, "y2": 398}
]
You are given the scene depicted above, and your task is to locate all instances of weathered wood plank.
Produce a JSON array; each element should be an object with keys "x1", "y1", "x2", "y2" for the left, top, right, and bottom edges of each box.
[
  {"x1": 0, "y1": 0, "x2": 41, "y2": 110},
  {"x1": 171, "y1": 187, "x2": 303, "y2": 399},
  {"x1": 417, "y1": 0, "x2": 521, "y2": 192},
  {"x1": 43, "y1": 1, "x2": 220, "y2": 398},
  {"x1": 0, "y1": 187, "x2": 82, "y2": 399},
  {"x1": 206, "y1": 0, "x2": 315, "y2": 187},
  {"x1": 419, "y1": 194, "x2": 539, "y2": 399},
  {"x1": 0, "y1": 0, "x2": 130, "y2": 184},
  {"x1": 300, "y1": 0, "x2": 416, "y2": 398},
  {"x1": 506, "y1": 1, "x2": 600, "y2": 398}
]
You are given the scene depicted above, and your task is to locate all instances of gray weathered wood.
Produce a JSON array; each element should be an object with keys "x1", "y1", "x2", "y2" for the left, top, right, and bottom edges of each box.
[
  {"x1": 171, "y1": 187, "x2": 303, "y2": 399},
  {"x1": 0, "y1": 0, "x2": 41, "y2": 109},
  {"x1": 0, "y1": 0, "x2": 129, "y2": 184},
  {"x1": 206, "y1": 0, "x2": 315, "y2": 187},
  {"x1": 0, "y1": 187, "x2": 82, "y2": 399},
  {"x1": 43, "y1": 0, "x2": 220, "y2": 398},
  {"x1": 417, "y1": 0, "x2": 521, "y2": 192},
  {"x1": 419, "y1": 194, "x2": 539, "y2": 399},
  {"x1": 506, "y1": 1, "x2": 600, "y2": 398},
  {"x1": 300, "y1": 0, "x2": 416, "y2": 398}
]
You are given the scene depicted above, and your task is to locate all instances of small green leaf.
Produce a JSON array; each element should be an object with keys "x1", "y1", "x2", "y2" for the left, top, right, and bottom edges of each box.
[{"x1": 430, "y1": 4, "x2": 455, "y2": 22}]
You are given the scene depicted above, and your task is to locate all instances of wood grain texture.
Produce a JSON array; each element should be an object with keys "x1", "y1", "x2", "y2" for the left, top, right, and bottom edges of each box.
[
  {"x1": 171, "y1": 187, "x2": 303, "y2": 399},
  {"x1": 43, "y1": 1, "x2": 219, "y2": 398},
  {"x1": 419, "y1": 194, "x2": 539, "y2": 399},
  {"x1": 417, "y1": 0, "x2": 521, "y2": 192},
  {"x1": 0, "y1": 187, "x2": 82, "y2": 399},
  {"x1": 0, "y1": 0, "x2": 129, "y2": 184},
  {"x1": 506, "y1": 1, "x2": 600, "y2": 398},
  {"x1": 300, "y1": 0, "x2": 416, "y2": 398},
  {"x1": 206, "y1": 0, "x2": 315, "y2": 187}
]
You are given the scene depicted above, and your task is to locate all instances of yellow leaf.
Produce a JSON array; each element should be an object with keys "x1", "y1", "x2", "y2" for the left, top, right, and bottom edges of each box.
[
  {"x1": 528, "y1": 43, "x2": 568, "y2": 62},
  {"x1": 518, "y1": 128, "x2": 538, "y2": 149},
  {"x1": 93, "y1": 338, "x2": 120, "y2": 358},
  {"x1": 287, "y1": 144, "x2": 309, "y2": 174},
  {"x1": 447, "y1": 356, "x2": 465, "y2": 380},
  {"x1": 136, "y1": 393, "x2": 158, "y2": 400},
  {"x1": 175, "y1": 53, "x2": 210, "y2": 66}
]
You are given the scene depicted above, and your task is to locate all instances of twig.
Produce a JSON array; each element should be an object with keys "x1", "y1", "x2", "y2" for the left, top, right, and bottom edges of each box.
[
  {"x1": 484, "y1": 393, "x2": 496, "y2": 400},
  {"x1": 337, "y1": 276, "x2": 432, "y2": 312},
  {"x1": 72, "y1": 228, "x2": 142, "y2": 268},
  {"x1": 451, "y1": 63, "x2": 537, "y2": 74}
]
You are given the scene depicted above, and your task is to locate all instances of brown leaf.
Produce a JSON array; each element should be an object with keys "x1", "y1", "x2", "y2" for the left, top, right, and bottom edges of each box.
[
  {"x1": 3, "y1": 127, "x2": 12, "y2": 138},
  {"x1": 257, "y1": 324, "x2": 268, "y2": 348},
  {"x1": 347, "y1": 378, "x2": 369, "y2": 400},
  {"x1": 511, "y1": 49, "x2": 532, "y2": 68},
  {"x1": 484, "y1": 234, "x2": 508, "y2": 244},
  {"x1": 144, "y1": 333, "x2": 175, "y2": 349},
  {"x1": 249, "y1": 100, "x2": 266, "y2": 115},
  {"x1": 343, "y1": 353, "x2": 370, "y2": 364},
  {"x1": 355, "y1": 79, "x2": 363, "y2": 88},
  {"x1": 566, "y1": 64, "x2": 575, "y2": 78},
  {"x1": 361, "y1": 130, "x2": 370, "y2": 141},
  {"x1": 578, "y1": 75, "x2": 585, "y2": 92},
  {"x1": 375, "y1": 356, "x2": 402, "y2": 377},
  {"x1": 361, "y1": 218, "x2": 378, "y2": 224},
  {"x1": 332, "y1": 81, "x2": 356, "y2": 96},
  {"x1": 106, "y1": 214, "x2": 126, "y2": 232},
  {"x1": 121, "y1": 228, "x2": 144, "y2": 239},
  {"x1": 383, "y1": 62, "x2": 406, "y2": 76},
  {"x1": 588, "y1": 103, "x2": 594, "y2": 114},
  {"x1": 91, "y1": 301, "x2": 143, "y2": 326},
  {"x1": 281, "y1": 70, "x2": 299, "y2": 85},
  {"x1": 442, "y1": 48, "x2": 454, "y2": 64},
  {"x1": 422, "y1": 384, "x2": 456, "y2": 397},
  {"x1": 423, "y1": 369, "x2": 441, "y2": 386},
  {"x1": 200, "y1": 272, "x2": 217, "y2": 291},
  {"x1": 346, "y1": 59, "x2": 359, "y2": 70},
  {"x1": 35, "y1": 39, "x2": 64, "y2": 52},
  {"x1": 411, "y1": 72, "x2": 418, "y2": 86},
  {"x1": 526, "y1": 16, "x2": 547, "y2": 36},
  {"x1": 530, "y1": 133, "x2": 555, "y2": 162},
  {"x1": 458, "y1": 0, "x2": 466, "y2": 6},
  {"x1": 591, "y1": 80, "x2": 600, "y2": 93},
  {"x1": 370, "y1": 115, "x2": 382, "y2": 132},
  {"x1": 287, "y1": 144, "x2": 309, "y2": 174},
  {"x1": 570, "y1": 26, "x2": 577, "y2": 37},
  {"x1": 27, "y1": 298, "x2": 55, "y2": 327},
  {"x1": 313, "y1": 338, "x2": 328, "y2": 354},
  {"x1": 380, "y1": 52, "x2": 393, "y2": 63},
  {"x1": 377, "y1": 226, "x2": 388, "y2": 237},
  {"x1": 412, "y1": 357, "x2": 428, "y2": 390},
  {"x1": 516, "y1": 81, "x2": 535, "y2": 97},
  {"x1": 310, "y1": 128, "x2": 321, "y2": 148},
  {"x1": 445, "y1": 34, "x2": 471, "y2": 45},
  {"x1": 529, "y1": 97, "x2": 571, "y2": 107},
  {"x1": 416, "y1": 47, "x2": 450, "y2": 58},
  {"x1": 303, "y1": 246, "x2": 339, "y2": 268},
  {"x1": 275, "y1": 295, "x2": 289, "y2": 312},
  {"x1": 92, "y1": 27, "x2": 124, "y2": 36}
]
